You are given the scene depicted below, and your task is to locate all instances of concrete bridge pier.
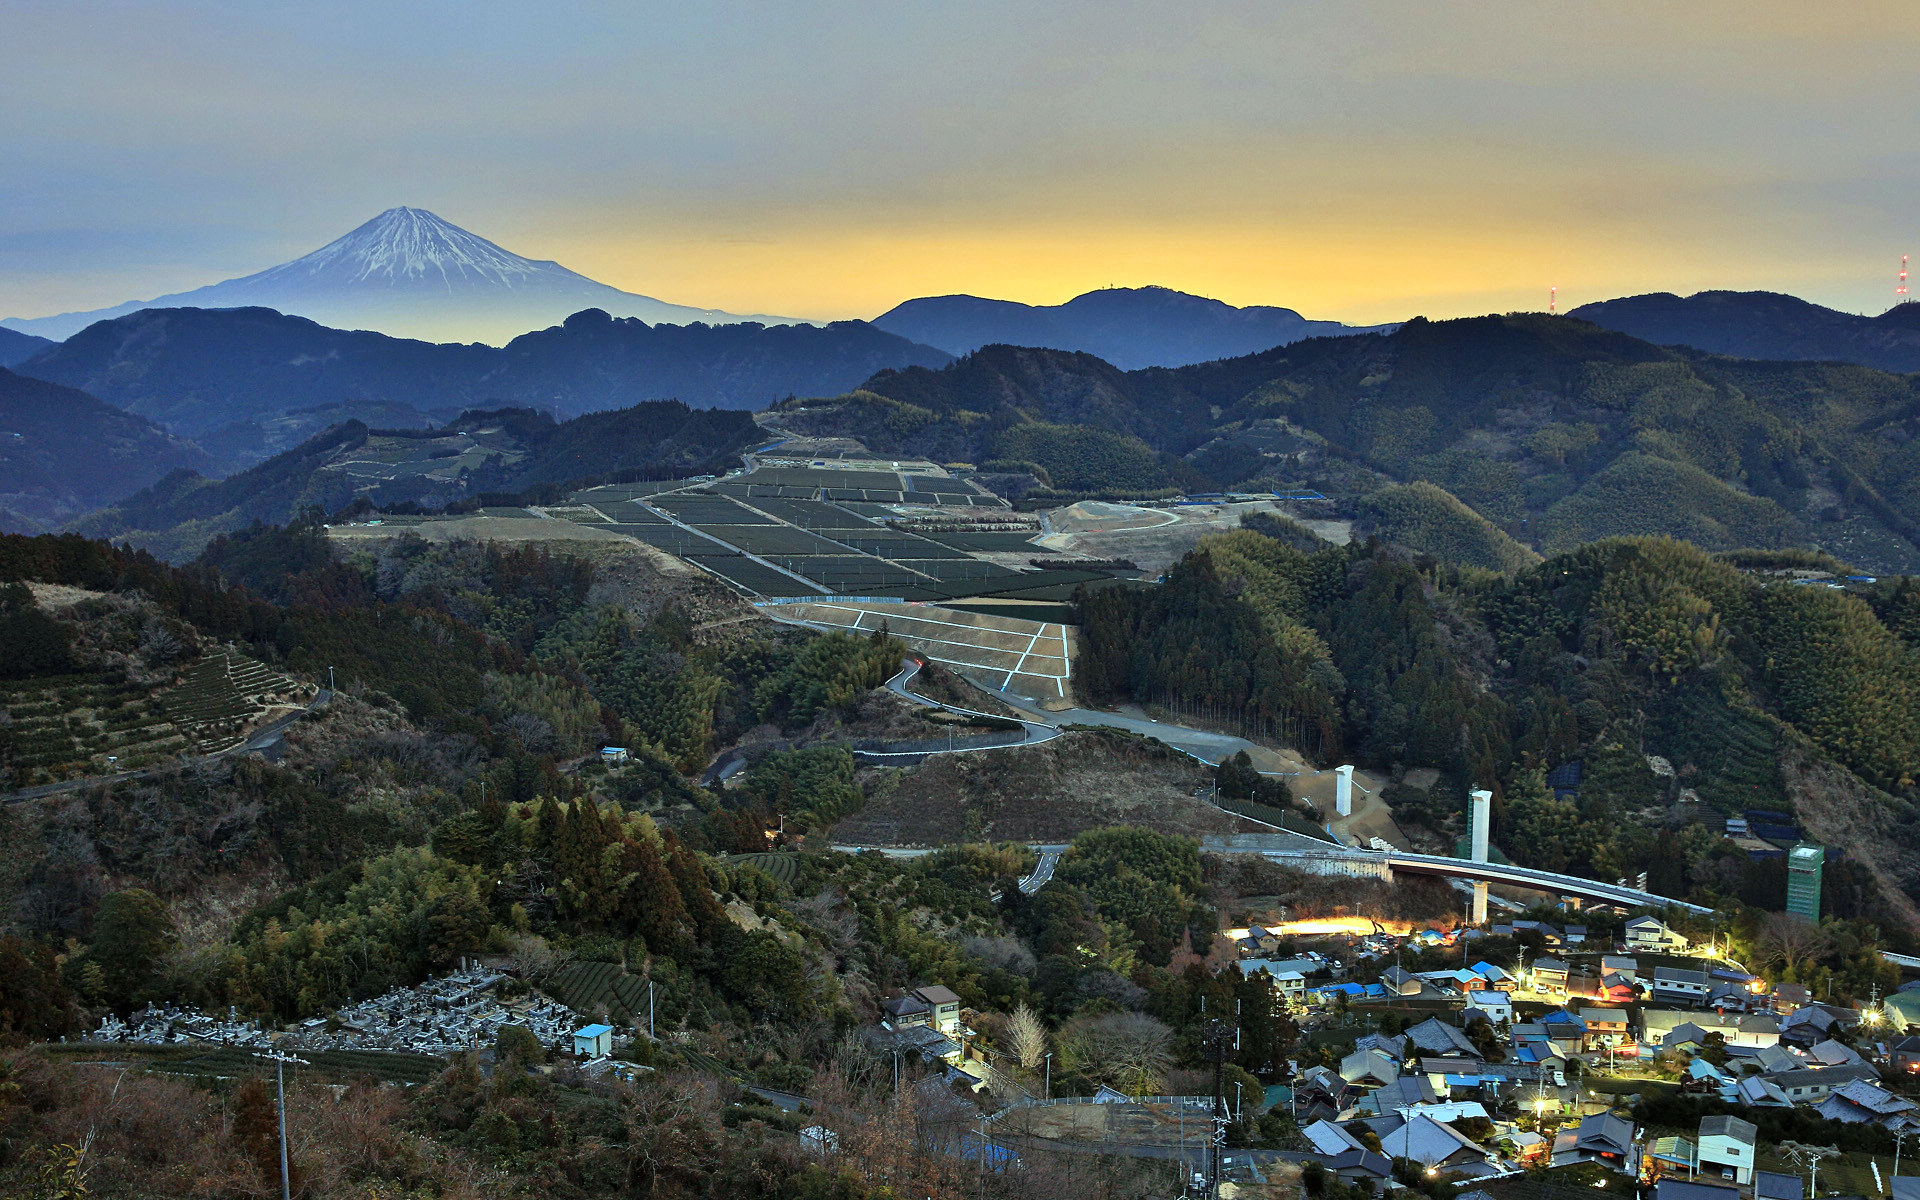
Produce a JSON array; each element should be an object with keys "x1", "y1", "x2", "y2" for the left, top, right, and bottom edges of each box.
[{"x1": 1469, "y1": 788, "x2": 1492, "y2": 926}]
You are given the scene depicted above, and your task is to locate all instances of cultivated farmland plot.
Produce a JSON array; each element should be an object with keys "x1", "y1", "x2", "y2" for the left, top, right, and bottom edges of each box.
[
  {"x1": 692, "y1": 524, "x2": 850, "y2": 557},
  {"x1": 548, "y1": 961, "x2": 654, "y2": 1025},
  {"x1": 688, "y1": 557, "x2": 820, "y2": 596},
  {"x1": 727, "y1": 852, "x2": 800, "y2": 885},
  {"x1": 158, "y1": 650, "x2": 309, "y2": 753},
  {"x1": 0, "y1": 674, "x2": 188, "y2": 784}
]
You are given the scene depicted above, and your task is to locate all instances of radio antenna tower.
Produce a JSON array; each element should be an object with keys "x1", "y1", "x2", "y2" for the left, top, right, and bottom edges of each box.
[
  {"x1": 1899, "y1": 256, "x2": 1910, "y2": 304},
  {"x1": 1549, "y1": 285, "x2": 1557, "y2": 316}
]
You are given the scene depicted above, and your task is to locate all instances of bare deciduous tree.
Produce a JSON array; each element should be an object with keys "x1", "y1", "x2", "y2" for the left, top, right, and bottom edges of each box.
[
  {"x1": 1007, "y1": 1002, "x2": 1048, "y2": 1071},
  {"x1": 1755, "y1": 912, "x2": 1829, "y2": 976},
  {"x1": 1060, "y1": 1011, "x2": 1174, "y2": 1097}
]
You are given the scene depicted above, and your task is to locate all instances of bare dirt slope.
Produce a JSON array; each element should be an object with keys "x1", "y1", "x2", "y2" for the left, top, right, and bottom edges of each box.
[
  {"x1": 832, "y1": 730, "x2": 1270, "y2": 846},
  {"x1": 1787, "y1": 745, "x2": 1920, "y2": 936}
]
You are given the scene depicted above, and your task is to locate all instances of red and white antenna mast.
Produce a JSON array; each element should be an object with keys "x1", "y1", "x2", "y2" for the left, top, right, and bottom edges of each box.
[
  {"x1": 1549, "y1": 285, "x2": 1557, "y2": 316},
  {"x1": 1899, "y1": 256, "x2": 1910, "y2": 304}
]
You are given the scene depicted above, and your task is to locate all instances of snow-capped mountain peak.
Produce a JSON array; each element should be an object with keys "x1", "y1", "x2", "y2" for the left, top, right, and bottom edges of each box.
[
  {"x1": 240, "y1": 207, "x2": 567, "y2": 292},
  {"x1": 2, "y1": 208, "x2": 808, "y2": 343}
]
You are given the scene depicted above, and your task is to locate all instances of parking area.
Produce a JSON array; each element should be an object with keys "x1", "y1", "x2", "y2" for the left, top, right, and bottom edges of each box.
[{"x1": 759, "y1": 600, "x2": 1073, "y2": 699}]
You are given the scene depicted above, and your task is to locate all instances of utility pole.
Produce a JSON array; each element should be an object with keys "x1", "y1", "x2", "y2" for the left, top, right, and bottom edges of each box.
[
  {"x1": 1044, "y1": 1051, "x2": 1053, "y2": 1101},
  {"x1": 1203, "y1": 1019, "x2": 1233, "y2": 1199},
  {"x1": 254, "y1": 1050, "x2": 308, "y2": 1200}
]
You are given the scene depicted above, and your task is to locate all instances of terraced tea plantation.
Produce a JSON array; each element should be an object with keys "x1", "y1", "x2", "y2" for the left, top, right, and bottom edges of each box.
[
  {"x1": 728, "y1": 852, "x2": 800, "y2": 886},
  {"x1": 547, "y1": 961, "x2": 654, "y2": 1025},
  {"x1": 0, "y1": 673, "x2": 187, "y2": 784},
  {"x1": 45, "y1": 1043, "x2": 446, "y2": 1085},
  {"x1": 158, "y1": 650, "x2": 310, "y2": 753}
]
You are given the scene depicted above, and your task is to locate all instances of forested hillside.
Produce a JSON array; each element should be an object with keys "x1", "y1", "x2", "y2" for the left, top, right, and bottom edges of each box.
[
  {"x1": 0, "y1": 526, "x2": 1309, "y2": 1196},
  {"x1": 1077, "y1": 528, "x2": 1920, "y2": 941},
  {"x1": 780, "y1": 314, "x2": 1920, "y2": 573},
  {"x1": 0, "y1": 368, "x2": 216, "y2": 534},
  {"x1": 1570, "y1": 290, "x2": 1920, "y2": 373},
  {"x1": 69, "y1": 401, "x2": 760, "y2": 561}
]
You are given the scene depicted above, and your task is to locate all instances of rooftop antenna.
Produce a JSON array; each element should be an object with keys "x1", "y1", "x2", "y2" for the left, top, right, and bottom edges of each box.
[
  {"x1": 1549, "y1": 285, "x2": 1557, "y2": 316},
  {"x1": 1900, "y1": 256, "x2": 1911, "y2": 305}
]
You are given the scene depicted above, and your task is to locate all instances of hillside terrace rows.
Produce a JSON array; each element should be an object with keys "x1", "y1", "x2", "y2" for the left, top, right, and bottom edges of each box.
[
  {"x1": 0, "y1": 674, "x2": 189, "y2": 782},
  {"x1": 156, "y1": 649, "x2": 310, "y2": 753}
]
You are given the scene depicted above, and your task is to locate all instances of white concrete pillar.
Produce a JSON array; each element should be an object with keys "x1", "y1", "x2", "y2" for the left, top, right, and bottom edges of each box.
[
  {"x1": 1469, "y1": 788, "x2": 1493, "y2": 927},
  {"x1": 1335, "y1": 765, "x2": 1354, "y2": 817}
]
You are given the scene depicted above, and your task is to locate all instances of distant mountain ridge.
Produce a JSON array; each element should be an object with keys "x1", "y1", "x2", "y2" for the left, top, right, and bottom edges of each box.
[
  {"x1": 1570, "y1": 290, "x2": 1920, "y2": 373},
  {"x1": 15, "y1": 305, "x2": 952, "y2": 467},
  {"x1": 0, "y1": 207, "x2": 808, "y2": 345},
  {"x1": 779, "y1": 312, "x2": 1920, "y2": 574},
  {"x1": 872, "y1": 285, "x2": 1396, "y2": 369},
  {"x1": 0, "y1": 367, "x2": 215, "y2": 534},
  {"x1": 0, "y1": 327, "x2": 54, "y2": 369}
]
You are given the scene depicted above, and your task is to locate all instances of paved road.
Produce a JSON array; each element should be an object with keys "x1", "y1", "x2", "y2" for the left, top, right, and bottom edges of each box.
[
  {"x1": 884, "y1": 660, "x2": 1061, "y2": 750},
  {"x1": 1018, "y1": 848, "x2": 1063, "y2": 895},
  {"x1": 989, "y1": 690, "x2": 1262, "y2": 768},
  {"x1": 3, "y1": 689, "x2": 332, "y2": 805}
]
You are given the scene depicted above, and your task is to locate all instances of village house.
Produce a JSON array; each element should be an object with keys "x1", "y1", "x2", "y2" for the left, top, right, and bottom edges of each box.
[
  {"x1": 1651, "y1": 967, "x2": 1713, "y2": 1007},
  {"x1": 1530, "y1": 956, "x2": 1571, "y2": 994},
  {"x1": 1643, "y1": 1010, "x2": 1781, "y2": 1056},
  {"x1": 1695, "y1": 1115, "x2": 1757, "y2": 1184},
  {"x1": 1552, "y1": 1112, "x2": 1638, "y2": 1174},
  {"x1": 1357, "y1": 1075, "x2": 1438, "y2": 1114},
  {"x1": 1470, "y1": 961, "x2": 1515, "y2": 991},
  {"x1": 1340, "y1": 1047, "x2": 1403, "y2": 1088},
  {"x1": 1580, "y1": 1008, "x2": 1631, "y2": 1048},
  {"x1": 1815, "y1": 1078, "x2": 1920, "y2": 1128},
  {"x1": 1381, "y1": 965, "x2": 1422, "y2": 996},
  {"x1": 1761, "y1": 1062, "x2": 1879, "y2": 1102},
  {"x1": 1652, "y1": 1180, "x2": 1744, "y2": 1200},
  {"x1": 1888, "y1": 1034, "x2": 1920, "y2": 1073},
  {"x1": 1755, "y1": 1172, "x2": 1805, "y2": 1200},
  {"x1": 882, "y1": 984, "x2": 965, "y2": 1037},
  {"x1": 1465, "y1": 990, "x2": 1513, "y2": 1026},
  {"x1": 1380, "y1": 1114, "x2": 1498, "y2": 1176},
  {"x1": 1735, "y1": 1075, "x2": 1794, "y2": 1107},
  {"x1": 1566, "y1": 971, "x2": 1604, "y2": 1001},
  {"x1": 1404, "y1": 1016, "x2": 1483, "y2": 1058},
  {"x1": 1625, "y1": 916, "x2": 1689, "y2": 953}
]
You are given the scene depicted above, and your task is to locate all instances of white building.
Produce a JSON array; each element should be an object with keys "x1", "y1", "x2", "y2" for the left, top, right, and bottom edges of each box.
[
  {"x1": 1626, "y1": 917, "x2": 1689, "y2": 953},
  {"x1": 573, "y1": 1024, "x2": 615, "y2": 1058},
  {"x1": 1465, "y1": 991, "x2": 1513, "y2": 1025},
  {"x1": 1696, "y1": 1115, "x2": 1756, "y2": 1185}
]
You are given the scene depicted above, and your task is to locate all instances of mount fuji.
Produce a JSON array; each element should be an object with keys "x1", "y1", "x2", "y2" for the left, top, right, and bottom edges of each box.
[{"x1": 2, "y1": 207, "x2": 806, "y2": 345}]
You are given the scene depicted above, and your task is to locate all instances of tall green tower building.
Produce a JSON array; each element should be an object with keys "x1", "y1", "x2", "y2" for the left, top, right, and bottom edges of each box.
[{"x1": 1785, "y1": 843, "x2": 1824, "y2": 922}]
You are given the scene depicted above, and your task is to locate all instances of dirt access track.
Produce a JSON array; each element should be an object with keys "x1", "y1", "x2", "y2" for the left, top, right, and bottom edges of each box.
[{"x1": 759, "y1": 600, "x2": 1073, "y2": 700}]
